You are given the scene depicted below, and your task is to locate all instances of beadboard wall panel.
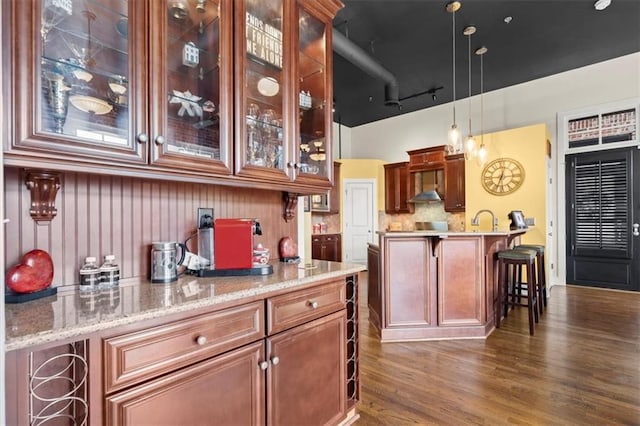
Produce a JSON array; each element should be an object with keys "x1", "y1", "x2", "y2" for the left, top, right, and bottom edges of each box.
[{"x1": 4, "y1": 168, "x2": 297, "y2": 287}]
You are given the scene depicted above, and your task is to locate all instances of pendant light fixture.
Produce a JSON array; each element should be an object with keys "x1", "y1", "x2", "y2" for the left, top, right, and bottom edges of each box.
[
  {"x1": 475, "y1": 45, "x2": 488, "y2": 166},
  {"x1": 463, "y1": 25, "x2": 476, "y2": 160},
  {"x1": 446, "y1": 1, "x2": 461, "y2": 154}
]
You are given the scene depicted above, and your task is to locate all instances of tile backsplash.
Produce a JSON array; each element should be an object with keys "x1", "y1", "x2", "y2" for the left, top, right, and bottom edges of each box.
[{"x1": 379, "y1": 202, "x2": 465, "y2": 232}]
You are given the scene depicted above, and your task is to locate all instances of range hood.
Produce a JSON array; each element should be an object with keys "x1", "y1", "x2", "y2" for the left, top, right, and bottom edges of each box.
[{"x1": 408, "y1": 190, "x2": 442, "y2": 203}]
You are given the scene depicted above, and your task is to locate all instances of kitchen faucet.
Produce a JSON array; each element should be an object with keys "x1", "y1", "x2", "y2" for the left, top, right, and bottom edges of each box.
[{"x1": 471, "y1": 209, "x2": 498, "y2": 232}]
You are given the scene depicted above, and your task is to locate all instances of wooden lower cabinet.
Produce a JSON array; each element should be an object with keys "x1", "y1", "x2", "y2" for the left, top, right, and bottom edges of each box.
[
  {"x1": 267, "y1": 311, "x2": 346, "y2": 426},
  {"x1": 372, "y1": 234, "x2": 505, "y2": 341},
  {"x1": 5, "y1": 276, "x2": 360, "y2": 426},
  {"x1": 385, "y1": 237, "x2": 437, "y2": 331},
  {"x1": 103, "y1": 280, "x2": 351, "y2": 426},
  {"x1": 436, "y1": 237, "x2": 484, "y2": 326},
  {"x1": 367, "y1": 243, "x2": 382, "y2": 332},
  {"x1": 106, "y1": 311, "x2": 347, "y2": 426},
  {"x1": 311, "y1": 234, "x2": 342, "y2": 262},
  {"x1": 105, "y1": 341, "x2": 266, "y2": 425}
]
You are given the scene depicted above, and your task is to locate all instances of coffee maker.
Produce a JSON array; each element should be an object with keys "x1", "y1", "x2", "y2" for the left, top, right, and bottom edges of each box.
[{"x1": 214, "y1": 218, "x2": 262, "y2": 269}]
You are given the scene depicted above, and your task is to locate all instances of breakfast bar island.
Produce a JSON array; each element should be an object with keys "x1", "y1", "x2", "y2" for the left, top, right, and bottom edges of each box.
[{"x1": 367, "y1": 229, "x2": 526, "y2": 342}]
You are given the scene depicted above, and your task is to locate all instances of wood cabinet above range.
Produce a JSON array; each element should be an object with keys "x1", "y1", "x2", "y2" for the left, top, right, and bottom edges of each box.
[
  {"x1": 384, "y1": 161, "x2": 414, "y2": 214},
  {"x1": 407, "y1": 145, "x2": 447, "y2": 172}
]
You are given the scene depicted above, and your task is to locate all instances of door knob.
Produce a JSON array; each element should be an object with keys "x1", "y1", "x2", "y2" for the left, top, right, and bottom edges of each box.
[
  {"x1": 136, "y1": 133, "x2": 148, "y2": 144},
  {"x1": 633, "y1": 223, "x2": 639, "y2": 237}
]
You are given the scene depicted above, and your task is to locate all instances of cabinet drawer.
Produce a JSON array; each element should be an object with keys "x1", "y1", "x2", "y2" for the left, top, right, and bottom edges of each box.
[
  {"x1": 104, "y1": 301, "x2": 264, "y2": 393},
  {"x1": 267, "y1": 281, "x2": 346, "y2": 335}
]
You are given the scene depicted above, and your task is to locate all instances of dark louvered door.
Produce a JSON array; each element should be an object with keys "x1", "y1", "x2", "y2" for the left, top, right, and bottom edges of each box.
[{"x1": 566, "y1": 147, "x2": 639, "y2": 291}]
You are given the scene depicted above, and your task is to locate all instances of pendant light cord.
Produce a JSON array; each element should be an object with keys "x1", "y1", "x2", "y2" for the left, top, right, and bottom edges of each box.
[
  {"x1": 480, "y1": 52, "x2": 484, "y2": 145},
  {"x1": 467, "y1": 32, "x2": 472, "y2": 135},
  {"x1": 452, "y1": 10, "x2": 456, "y2": 124}
]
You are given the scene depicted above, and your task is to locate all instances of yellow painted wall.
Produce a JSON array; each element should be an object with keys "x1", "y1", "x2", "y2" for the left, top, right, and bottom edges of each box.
[
  {"x1": 337, "y1": 159, "x2": 386, "y2": 212},
  {"x1": 466, "y1": 124, "x2": 547, "y2": 246}
]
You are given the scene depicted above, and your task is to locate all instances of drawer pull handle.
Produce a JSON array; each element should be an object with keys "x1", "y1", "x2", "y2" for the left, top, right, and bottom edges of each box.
[
  {"x1": 271, "y1": 356, "x2": 280, "y2": 365},
  {"x1": 309, "y1": 301, "x2": 319, "y2": 309},
  {"x1": 259, "y1": 361, "x2": 269, "y2": 370},
  {"x1": 196, "y1": 335, "x2": 207, "y2": 345}
]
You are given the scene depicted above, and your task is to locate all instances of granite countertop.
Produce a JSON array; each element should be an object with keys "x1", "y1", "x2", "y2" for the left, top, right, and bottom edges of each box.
[
  {"x1": 377, "y1": 229, "x2": 527, "y2": 237},
  {"x1": 5, "y1": 261, "x2": 366, "y2": 352}
]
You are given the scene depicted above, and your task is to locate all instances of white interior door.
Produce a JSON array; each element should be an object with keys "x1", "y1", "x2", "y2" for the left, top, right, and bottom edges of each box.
[{"x1": 343, "y1": 179, "x2": 376, "y2": 264}]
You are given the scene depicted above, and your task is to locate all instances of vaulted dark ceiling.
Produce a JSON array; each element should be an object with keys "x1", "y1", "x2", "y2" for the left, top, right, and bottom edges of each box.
[{"x1": 332, "y1": 0, "x2": 640, "y2": 128}]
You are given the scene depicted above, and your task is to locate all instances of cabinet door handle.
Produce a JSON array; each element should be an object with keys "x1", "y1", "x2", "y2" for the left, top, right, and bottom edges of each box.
[
  {"x1": 136, "y1": 133, "x2": 148, "y2": 144},
  {"x1": 271, "y1": 356, "x2": 280, "y2": 365},
  {"x1": 196, "y1": 335, "x2": 207, "y2": 345},
  {"x1": 259, "y1": 361, "x2": 269, "y2": 370},
  {"x1": 155, "y1": 135, "x2": 166, "y2": 145},
  {"x1": 287, "y1": 162, "x2": 295, "y2": 168},
  {"x1": 633, "y1": 223, "x2": 639, "y2": 237},
  {"x1": 308, "y1": 300, "x2": 319, "y2": 309}
]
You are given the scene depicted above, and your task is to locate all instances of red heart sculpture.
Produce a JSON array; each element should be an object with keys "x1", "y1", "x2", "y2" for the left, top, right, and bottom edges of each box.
[{"x1": 5, "y1": 249, "x2": 54, "y2": 294}]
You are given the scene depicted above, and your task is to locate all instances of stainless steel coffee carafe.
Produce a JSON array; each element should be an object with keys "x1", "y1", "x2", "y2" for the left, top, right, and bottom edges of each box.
[{"x1": 150, "y1": 242, "x2": 187, "y2": 283}]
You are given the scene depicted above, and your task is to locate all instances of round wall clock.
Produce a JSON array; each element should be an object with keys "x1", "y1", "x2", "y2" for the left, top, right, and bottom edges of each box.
[{"x1": 481, "y1": 158, "x2": 525, "y2": 195}]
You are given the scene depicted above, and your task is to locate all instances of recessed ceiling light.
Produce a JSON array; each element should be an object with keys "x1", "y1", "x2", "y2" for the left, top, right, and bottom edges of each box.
[
  {"x1": 503, "y1": 16, "x2": 513, "y2": 24},
  {"x1": 594, "y1": 0, "x2": 611, "y2": 10}
]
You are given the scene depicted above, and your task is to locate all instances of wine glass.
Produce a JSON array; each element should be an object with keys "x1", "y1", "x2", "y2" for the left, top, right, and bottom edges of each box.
[
  {"x1": 41, "y1": 3, "x2": 69, "y2": 44},
  {"x1": 246, "y1": 103, "x2": 260, "y2": 164},
  {"x1": 45, "y1": 72, "x2": 71, "y2": 134},
  {"x1": 259, "y1": 109, "x2": 276, "y2": 140}
]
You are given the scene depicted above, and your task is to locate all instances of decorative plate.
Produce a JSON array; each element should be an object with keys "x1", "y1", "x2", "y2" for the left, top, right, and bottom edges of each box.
[
  {"x1": 257, "y1": 77, "x2": 279, "y2": 97},
  {"x1": 69, "y1": 95, "x2": 113, "y2": 115}
]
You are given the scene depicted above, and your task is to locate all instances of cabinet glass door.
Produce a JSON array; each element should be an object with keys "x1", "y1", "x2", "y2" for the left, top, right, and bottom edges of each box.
[
  {"x1": 296, "y1": 5, "x2": 331, "y2": 184},
  {"x1": 150, "y1": 0, "x2": 232, "y2": 173},
  {"x1": 13, "y1": 0, "x2": 144, "y2": 162},
  {"x1": 235, "y1": 0, "x2": 288, "y2": 179}
]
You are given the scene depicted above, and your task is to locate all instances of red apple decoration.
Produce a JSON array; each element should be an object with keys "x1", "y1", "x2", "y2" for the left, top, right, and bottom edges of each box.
[
  {"x1": 5, "y1": 249, "x2": 54, "y2": 294},
  {"x1": 279, "y1": 237, "x2": 297, "y2": 258}
]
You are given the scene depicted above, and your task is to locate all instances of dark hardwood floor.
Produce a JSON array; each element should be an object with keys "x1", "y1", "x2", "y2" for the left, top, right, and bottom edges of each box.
[{"x1": 355, "y1": 277, "x2": 640, "y2": 425}]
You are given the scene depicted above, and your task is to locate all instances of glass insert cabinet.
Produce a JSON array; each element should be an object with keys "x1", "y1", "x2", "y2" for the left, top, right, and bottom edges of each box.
[
  {"x1": 235, "y1": 0, "x2": 335, "y2": 184},
  {"x1": 6, "y1": 0, "x2": 341, "y2": 188}
]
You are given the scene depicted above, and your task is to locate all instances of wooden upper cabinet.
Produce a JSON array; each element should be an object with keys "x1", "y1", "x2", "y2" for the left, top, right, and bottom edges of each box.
[
  {"x1": 148, "y1": 0, "x2": 233, "y2": 174},
  {"x1": 5, "y1": 0, "x2": 343, "y2": 191},
  {"x1": 234, "y1": 0, "x2": 341, "y2": 188},
  {"x1": 407, "y1": 145, "x2": 447, "y2": 172},
  {"x1": 444, "y1": 154, "x2": 465, "y2": 212},
  {"x1": 7, "y1": 0, "x2": 232, "y2": 174},
  {"x1": 384, "y1": 162, "x2": 414, "y2": 214},
  {"x1": 8, "y1": 0, "x2": 146, "y2": 164},
  {"x1": 329, "y1": 162, "x2": 341, "y2": 213}
]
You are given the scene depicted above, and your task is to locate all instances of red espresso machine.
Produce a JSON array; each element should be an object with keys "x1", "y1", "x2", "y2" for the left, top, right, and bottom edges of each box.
[
  {"x1": 214, "y1": 218, "x2": 257, "y2": 269},
  {"x1": 193, "y1": 218, "x2": 271, "y2": 276}
]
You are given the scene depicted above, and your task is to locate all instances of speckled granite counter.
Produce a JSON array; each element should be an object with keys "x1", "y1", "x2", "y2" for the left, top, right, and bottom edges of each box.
[
  {"x1": 5, "y1": 260, "x2": 365, "y2": 352},
  {"x1": 377, "y1": 229, "x2": 527, "y2": 237}
]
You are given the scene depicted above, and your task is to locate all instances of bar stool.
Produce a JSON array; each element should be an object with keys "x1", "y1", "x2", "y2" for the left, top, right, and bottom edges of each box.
[
  {"x1": 496, "y1": 248, "x2": 538, "y2": 335},
  {"x1": 514, "y1": 244, "x2": 547, "y2": 314}
]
